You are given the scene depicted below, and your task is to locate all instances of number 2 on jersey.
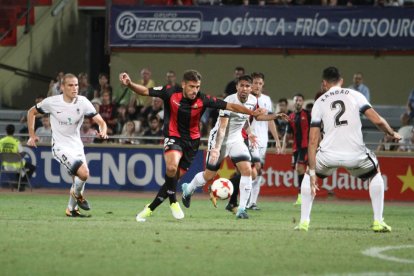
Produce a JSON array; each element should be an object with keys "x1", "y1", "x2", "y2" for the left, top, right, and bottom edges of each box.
[{"x1": 331, "y1": 100, "x2": 348, "y2": 127}]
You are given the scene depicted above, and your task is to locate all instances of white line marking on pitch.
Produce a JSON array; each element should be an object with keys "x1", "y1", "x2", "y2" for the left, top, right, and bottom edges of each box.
[
  {"x1": 362, "y1": 245, "x2": 414, "y2": 264},
  {"x1": 326, "y1": 272, "x2": 414, "y2": 276}
]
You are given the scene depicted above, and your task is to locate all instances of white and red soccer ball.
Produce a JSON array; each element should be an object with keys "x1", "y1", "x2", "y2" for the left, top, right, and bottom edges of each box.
[{"x1": 211, "y1": 178, "x2": 234, "y2": 200}]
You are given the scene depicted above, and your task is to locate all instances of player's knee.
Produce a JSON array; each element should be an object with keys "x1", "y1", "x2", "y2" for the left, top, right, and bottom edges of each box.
[
  {"x1": 240, "y1": 166, "x2": 252, "y2": 176},
  {"x1": 80, "y1": 175, "x2": 88, "y2": 182},
  {"x1": 251, "y1": 169, "x2": 257, "y2": 180},
  {"x1": 166, "y1": 164, "x2": 178, "y2": 176},
  {"x1": 79, "y1": 172, "x2": 89, "y2": 181},
  {"x1": 77, "y1": 166, "x2": 89, "y2": 181},
  {"x1": 296, "y1": 165, "x2": 306, "y2": 175},
  {"x1": 203, "y1": 170, "x2": 216, "y2": 182}
]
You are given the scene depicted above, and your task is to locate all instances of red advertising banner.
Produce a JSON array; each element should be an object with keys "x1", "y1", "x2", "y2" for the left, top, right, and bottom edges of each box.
[{"x1": 211, "y1": 153, "x2": 414, "y2": 201}]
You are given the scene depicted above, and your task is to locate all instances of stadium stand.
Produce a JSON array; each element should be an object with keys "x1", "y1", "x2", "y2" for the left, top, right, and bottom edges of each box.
[
  {"x1": 370, "y1": 105, "x2": 405, "y2": 129},
  {"x1": 0, "y1": 110, "x2": 25, "y2": 134},
  {"x1": 362, "y1": 105, "x2": 406, "y2": 150},
  {"x1": 0, "y1": 0, "x2": 52, "y2": 46}
]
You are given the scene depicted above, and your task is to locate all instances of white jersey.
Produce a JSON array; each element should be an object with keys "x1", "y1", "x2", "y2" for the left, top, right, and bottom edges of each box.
[
  {"x1": 251, "y1": 93, "x2": 273, "y2": 148},
  {"x1": 36, "y1": 95, "x2": 97, "y2": 150},
  {"x1": 210, "y1": 93, "x2": 257, "y2": 146},
  {"x1": 311, "y1": 86, "x2": 371, "y2": 159}
]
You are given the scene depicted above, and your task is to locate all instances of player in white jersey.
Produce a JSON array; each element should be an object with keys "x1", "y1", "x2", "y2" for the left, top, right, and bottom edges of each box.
[
  {"x1": 247, "y1": 72, "x2": 281, "y2": 210},
  {"x1": 181, "y1": 75, "x2": 287, "y2": 219},
  {"x1": 27, "y1": 73, "x2": 108, "y2": 217},
  {"x1": 295, "y1": 67, "x2": 401, "y2": 232}
]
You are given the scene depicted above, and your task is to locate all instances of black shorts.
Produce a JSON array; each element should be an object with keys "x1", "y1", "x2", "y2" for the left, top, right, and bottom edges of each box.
[
  {"x1": 292, "y1": 148, "x2": 308, "y2": 168},
  {"x1": 163, "y1": 136, "x2": 200, "y2": 171}
]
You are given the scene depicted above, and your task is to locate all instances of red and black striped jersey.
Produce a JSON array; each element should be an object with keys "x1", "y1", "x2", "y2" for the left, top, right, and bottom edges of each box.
[
  {"x1": 286, "y1": 109, "x2": 311, "y2": 152},
  {"x1": 149, "y1": 88, "x2": 227, "y2": 140}
]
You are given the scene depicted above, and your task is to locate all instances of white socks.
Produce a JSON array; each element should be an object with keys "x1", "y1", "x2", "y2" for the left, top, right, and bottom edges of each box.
[
  {"x1": 300, "y1": 174, "x2": 314, "y2": 223},
  {"x1": 239, "y1": 176, "x2": 252, "y2": 210},
  {"x1": 249, "y1": 175, "x2": 261, "y2": 206},
  {"x1": 68, "y1": 177, "x2": 86, "y2": 211},
  {"x1": 67, "y1": 194, "x2": 77, "y2": 211},
  {"x1": 187, "y1": 172, "x2": 207, "y2": 194},
  {"x1": 298, "y1": 172, "x2": 384, "y2": 224},
  {"x1": 369, "y1": 173, "x2": 384, "y2": 222},
  {"x1": 74, "y1": 176, "x2": 86, "y2": 196}
]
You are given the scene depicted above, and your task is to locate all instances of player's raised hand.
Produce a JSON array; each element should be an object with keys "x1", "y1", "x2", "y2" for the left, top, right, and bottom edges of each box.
[
  {"x1": 27, "y1": 135, "x2": 39, "y2": 148},
  {"x1": 310, "y1": 175, "x2": 319, "y2": 196},
  {"x1": 98, "y1": 130, "x2": 108, "y2": 140},
  {"x1": 252, "y1": 107, "x2": 267, "y2": 117},
  {"x1": 248, "y1": 133, "x2": 258, "y2": 149},
  {"x1": 119, "y1": 72, "x2": 131, "y2": 86},
  {"x1": 274, "y1": 141, "x2": 282, "y2": 154},
  {"x1": 275, "y1": 113, "x2": 290, "y2": 121},
  {"x1": 391, "y1": 132, "x2": 402, "y2": 141}
]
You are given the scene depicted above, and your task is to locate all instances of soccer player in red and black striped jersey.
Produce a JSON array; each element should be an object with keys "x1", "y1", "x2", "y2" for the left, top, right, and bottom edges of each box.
[
  {"x1": 120, "y1": 70, "x2": 265, "y2": 222},
  {"x1": 282, "y1": 93, "x2": 311, "y2": 206}
]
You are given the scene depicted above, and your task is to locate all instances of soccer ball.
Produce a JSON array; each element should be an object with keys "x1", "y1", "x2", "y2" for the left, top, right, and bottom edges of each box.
[{"x1": 210, "y1": 178, "x2": 234, "y2": 200}]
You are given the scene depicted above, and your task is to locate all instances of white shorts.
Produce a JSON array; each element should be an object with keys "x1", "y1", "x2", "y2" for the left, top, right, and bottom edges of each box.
[
  {"x1": 316, "y1": 148, "x2": 379, "y2": 180},
  {"x1": 206, "y1": 139, "x2": 251, "y2": 171},
  {"x1": 52, "y1": 146, "x2": 86, "y2": 176},
  {"x1": 250, "y1": 146, "x2": 266, "y2": 165}
]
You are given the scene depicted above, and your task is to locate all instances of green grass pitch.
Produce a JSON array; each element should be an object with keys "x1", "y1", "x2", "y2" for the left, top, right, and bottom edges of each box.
[{"x1": 0, "y1": 191, "x2": 413, "y2": 276}]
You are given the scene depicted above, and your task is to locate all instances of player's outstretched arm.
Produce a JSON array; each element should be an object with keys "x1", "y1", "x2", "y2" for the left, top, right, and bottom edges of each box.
[
  {"x1": 225, "y1": 102, "x2": 254, "y2": 116},
  {"x1": 364, "y1": 108, "x2": 401, "y2": 141},
  {"x1": 119, "y1": 72, "x2": 150, "y2": 96},
  {"x1": 27, "y1": 106, "x2": 40, "y2": 147},
  {"x1": 256, "y1": 112, "x2": 289, "y2": 122},
  {"x1": 92, "y1": 114, "x2": 109, "y2": 139}
]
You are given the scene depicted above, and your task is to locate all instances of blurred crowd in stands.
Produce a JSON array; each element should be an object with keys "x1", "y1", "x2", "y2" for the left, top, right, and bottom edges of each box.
[
  {"x1": 26, "y1": 68, "x2": 166, "y2": 145},
  {"x1": 11, "y1": 66, "x2": 414, "y2": 151}
]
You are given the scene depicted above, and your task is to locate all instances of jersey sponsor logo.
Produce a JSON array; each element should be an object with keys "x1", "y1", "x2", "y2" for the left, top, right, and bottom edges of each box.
[
  {"x1": 192, "y1": 103, "x2": 198, "y2": 109},
  {"x1": 57, "y1": 111, "x2": 62, "y2": 114},
  {"x1": 153, "y1": 86, "x2": 164, "y2": 91},
  {"x1": 115, "y1": 11, "x2": 202, "y2": 41},
  {"x1": 59, "y1": 118, "x2": 73, "y2": 126}
]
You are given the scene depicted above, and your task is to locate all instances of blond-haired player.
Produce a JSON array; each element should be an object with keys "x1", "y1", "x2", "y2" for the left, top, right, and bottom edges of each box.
[{"x1": 27, "y1": 73, "x2": 108, "y2": 217}]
